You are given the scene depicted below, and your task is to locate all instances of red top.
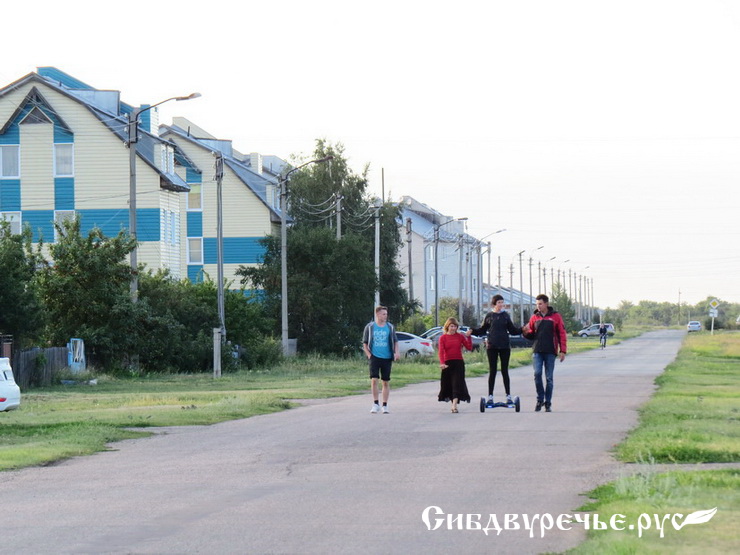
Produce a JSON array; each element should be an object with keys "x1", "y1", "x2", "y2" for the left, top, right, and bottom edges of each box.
[{"x1": 438, "y1": 332, "x2": 473, "y2": 363}]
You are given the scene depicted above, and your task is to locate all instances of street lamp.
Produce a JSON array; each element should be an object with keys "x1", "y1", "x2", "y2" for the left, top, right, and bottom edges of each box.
[
  {"x1": 279, "y1": 156, "x2": 334, "y2": 356},
  {"x1": 434, "y1": 217, "x2": 467, "y2": 326},
  {"x1": 128, "y1": 92, "x2": 201, "y2": 301}
]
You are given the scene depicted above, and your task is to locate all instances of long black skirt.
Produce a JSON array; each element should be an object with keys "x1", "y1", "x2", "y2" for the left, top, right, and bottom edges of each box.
[{"x1": 438, "y1": 359, "x2": 471, "y2": 403}]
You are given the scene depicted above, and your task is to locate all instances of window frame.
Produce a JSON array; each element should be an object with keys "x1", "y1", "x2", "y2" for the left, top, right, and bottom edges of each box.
[
  {"x1": 53, "y1": 143, "x2": 74, "y2": 177},
  {"x1": 54, "y1": 210, "x2": 76, "y2": 242},
  {"x1": 187, "y1": 237, "x2": 203, "y2": 264},
  {"x1": 0, "y1": 211, "x2": 21, "y2": 235},
  {"x1": 0, "y1": 145, "x2": 20, "y2": 178}
]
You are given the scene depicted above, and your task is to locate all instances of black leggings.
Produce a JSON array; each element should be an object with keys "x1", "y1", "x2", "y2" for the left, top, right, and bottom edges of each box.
[{"x1": 486, "y1": 348, "x2": 511, "y2": 396}]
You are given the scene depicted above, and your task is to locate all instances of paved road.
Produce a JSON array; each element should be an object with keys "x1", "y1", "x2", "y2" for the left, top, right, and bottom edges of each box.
[{"x1": 1, "y1": 330, "x2": 685, "y2": 554}]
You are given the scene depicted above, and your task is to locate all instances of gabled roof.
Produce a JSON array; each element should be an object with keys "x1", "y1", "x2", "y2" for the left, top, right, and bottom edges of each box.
[
  {"x1": 0, "y1": 86, "x2": 73, "y2": 136},
  {"x1": 0, "y1": 69, "x2": 188, "y2": 192}
]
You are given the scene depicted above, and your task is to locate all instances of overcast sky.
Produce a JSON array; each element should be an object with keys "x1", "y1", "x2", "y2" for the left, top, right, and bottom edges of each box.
[{"x1": 3, "y1": 0, "x2": 738, "y2": 309}]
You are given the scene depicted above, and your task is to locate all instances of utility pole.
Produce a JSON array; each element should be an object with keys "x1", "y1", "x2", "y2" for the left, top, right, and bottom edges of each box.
[
  {"x1": 374, "y1": 201, "x2": 381, "y2": 308},
  {"x1": 497, "y1": 255, "x2": 502, "y2": 296},
  {"x1": 509, "y1": 263, "x2": 515, "y2": 321},
  {"x1": 518, "y1": 250, "x2": 525, "y2": 326},
  {"x1": 538, "y1": 261, "x2": 542, "y2": 295},
  {"x1": 336, "y1": 194, "x2": 342, "y2": 239},
  {"x1": 528, "y1": 257, "x2": 534, "y2": 319},
  {"x1": 406, "y1": 218, "x2": 413, "y2": 303},
  {"x1": 458, "y1": 236, "x2": 464, "y2": 323},
  {"x1": 214, "y1": 152, "x2": 225, "y2": 379}
]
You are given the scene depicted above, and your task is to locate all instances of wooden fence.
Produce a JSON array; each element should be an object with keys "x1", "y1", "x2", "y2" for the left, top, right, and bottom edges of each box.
[{"x1": 12, "y1": 347, "x2": 70, "y2": 389}]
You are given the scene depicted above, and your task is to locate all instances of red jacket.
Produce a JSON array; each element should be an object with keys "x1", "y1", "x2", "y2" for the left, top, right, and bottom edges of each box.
[
  {"x1": 525, "y1": 308, "x2": 567, "y2": 355},
  {"x1": 438, "y1": 332, "x2": 473, "y2": 363}
]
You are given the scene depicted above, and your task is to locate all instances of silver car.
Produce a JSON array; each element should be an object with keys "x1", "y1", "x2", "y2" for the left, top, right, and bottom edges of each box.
[
  {"x1": 395, "y1": 332, "x2": 435, "y2": 358},
  {"x1": 578, "y1": 323, "x2": 615, "y2": 338},
  {"x1": 687, "y1": 321, "x2": 701, "y2": 332},
  {"x1": 0, "y1": 358, "x2": 21, "y2": 412}
]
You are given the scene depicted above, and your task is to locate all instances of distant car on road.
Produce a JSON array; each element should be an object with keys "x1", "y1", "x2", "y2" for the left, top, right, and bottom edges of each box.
[
  {"x1": 687, "y1": 321, "x2": 702, "y2": 332},
  {"x1": 395, "y1": 332, "x2": 435, "y2": 358},
  {"x1": 0, "y1": 358, "x2": 21, "y2": 412},
  {"x1": 578, "y1": 323, "x2": 615, "y2": 338}
]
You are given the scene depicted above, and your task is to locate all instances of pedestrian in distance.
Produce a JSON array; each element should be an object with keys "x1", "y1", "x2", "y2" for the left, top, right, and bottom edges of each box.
[
  {"x1": 471, "y1": 294, "x2": 523, "y2": 405},
  {"x1": 437, "y1": 317, "x2": 473, "y2": 413},
  {"x1": 362, "y1": 306, "x2": 400, "y2": 414},
  {"x1": 523, "y1": 294, "x2": 567, "y2": 412}
]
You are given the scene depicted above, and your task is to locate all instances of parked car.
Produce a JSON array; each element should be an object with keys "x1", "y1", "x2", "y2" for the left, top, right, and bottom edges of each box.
[
  {"x1": 420, "y1": 327, "x2": 442, "y2": 339},
  {"x1": 423, "y1": 326, "x2": 486, "y2": 352},
  {"x1": 687, "y1": 321, "x2": 702, "y2": 332},
  {"x1": 0, "y1": 358, "x2": 21, "y2": 412},
  {"x1": 577, "y1": 323, "x2": 615, "y2": 338},
  {"x1": 395, "y1": 332, "x2": 435, "y2": 358},
  {"x1": 509, "y1": 335, "x2": 533, "y2": 348}
]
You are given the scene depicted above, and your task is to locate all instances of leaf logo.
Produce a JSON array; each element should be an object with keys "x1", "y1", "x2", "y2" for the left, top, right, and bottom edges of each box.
[{"x1": 672, "y1": 508, "x2": 718, "y2": 530}]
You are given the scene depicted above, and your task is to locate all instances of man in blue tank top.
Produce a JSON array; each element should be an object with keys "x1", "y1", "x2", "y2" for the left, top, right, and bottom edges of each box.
[{"x1": 362, "y1": 306, "x2": 399, "y2": 414}]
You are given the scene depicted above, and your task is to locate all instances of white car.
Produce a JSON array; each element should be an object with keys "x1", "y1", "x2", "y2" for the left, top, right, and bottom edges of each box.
[
  {"x1": 0, "y1": 358, "x2": 21, "y2": 412},
  {"x1": 687, "y1": 321, "x2": 701, "y2": 332},
  {"x1": 395, "y1": 332, "x2": 435, "y2": 358}
]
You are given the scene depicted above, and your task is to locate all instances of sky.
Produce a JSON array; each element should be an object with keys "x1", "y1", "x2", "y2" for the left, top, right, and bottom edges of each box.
[{"x1": 2, "y1": 0, "x2": 738, "y2": 310}]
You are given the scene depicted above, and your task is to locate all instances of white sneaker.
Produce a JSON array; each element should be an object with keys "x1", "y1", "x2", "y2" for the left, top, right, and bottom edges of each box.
[
  {"x1": 370, "y1": 404, "x2": 380, "y2": 414},
  {"x1": 506, "y1": 395, "x2": 513, "y2": 404},
  {"x1": 488, "y1": 395, "x2": 494, "y2": 402},
  {"x1": 381, "y1": 406, "x2": 389, "y2": 414}
]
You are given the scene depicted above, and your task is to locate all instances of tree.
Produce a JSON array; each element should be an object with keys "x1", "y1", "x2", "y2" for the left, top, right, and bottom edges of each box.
[
  {"x1": 550, "y1": 283, "x2": 579, "y2": 333},
  {"x1": 0, "y1": 221, "x2": 43, "y2": 347},
  {"x1": 239, "y1": 139, "x2": 413, "y2": 354},
  {"x1": 34, "y1": 217, "x2": 138, "y2": 367}
]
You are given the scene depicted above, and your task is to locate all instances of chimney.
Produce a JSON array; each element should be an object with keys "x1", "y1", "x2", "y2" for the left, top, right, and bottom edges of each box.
[{"x1": 250, "y1": 152, "x2": 263, "y2": 174}]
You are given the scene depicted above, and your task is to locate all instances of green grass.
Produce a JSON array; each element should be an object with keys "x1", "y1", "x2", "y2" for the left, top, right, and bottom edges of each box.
[
  {"x1": 568, "y1": 331, "x2": 740, "y2": 554},
  {"x1": 616, "y1": 332, "x2": 740, "y2": 463},
  {"x1": 569, "y1": 469, "x2": 740, "y2": 554}
]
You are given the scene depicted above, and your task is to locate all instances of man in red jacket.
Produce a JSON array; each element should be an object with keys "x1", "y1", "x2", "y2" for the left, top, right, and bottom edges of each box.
[{"x1": 523, "y1": 294, "x2": 567, "y2": 412}]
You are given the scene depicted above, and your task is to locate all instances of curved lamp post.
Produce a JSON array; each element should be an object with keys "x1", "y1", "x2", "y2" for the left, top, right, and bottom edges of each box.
[{"x1": 128, "y1": 92, "x2": 201, "y2": 301}]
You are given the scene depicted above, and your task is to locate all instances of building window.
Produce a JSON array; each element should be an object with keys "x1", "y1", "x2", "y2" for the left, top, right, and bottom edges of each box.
[
  {"x1": 0, "y1": 145, "x2": 20, "y2": 178},
  {"x1": 0, "y1": 212, "x2": 21, "y2": 235},
  {"x1": 429, "y1": 274, "x2": 435, "y2": 291},
  {"x1": 187, "y1": 183, "x2": 202, "y2": 211},
  {"x1": 170, "y1": 212, "x2": 177, "y2": 244},
  {"x1": 427, "y1": 245, "x2": 434, "y2": 261},
  {"x1": 188, "y1": 237, "x2": 203, "y2": 264},
  {"x1": 54, "y1": 144, "x2": 74, "y2": 177},
  {"x1": 440, "y1": 274, "x2": 447, "y2": 291},
  {"x1": 54, "y1": 210, "x2": 76, "y2": 242}
]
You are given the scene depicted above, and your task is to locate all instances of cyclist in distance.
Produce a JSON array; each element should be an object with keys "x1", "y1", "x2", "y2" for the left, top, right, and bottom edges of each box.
[{"x1": 598, "y1": 322, "x2": 608, "y2": 349}]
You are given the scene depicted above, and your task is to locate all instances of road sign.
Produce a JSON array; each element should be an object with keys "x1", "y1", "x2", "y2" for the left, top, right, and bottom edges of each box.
[
  {"x1": 709, "y1": 308, "x2": 718, "y2": 317},
  {"x1": 709, "y1": 299, "x2": 720, "y2": 309}
]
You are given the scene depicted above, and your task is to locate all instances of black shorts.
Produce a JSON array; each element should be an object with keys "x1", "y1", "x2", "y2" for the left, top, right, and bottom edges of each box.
[{"x1": 369, "y1": 355, "x2": 393, "y2": 381}]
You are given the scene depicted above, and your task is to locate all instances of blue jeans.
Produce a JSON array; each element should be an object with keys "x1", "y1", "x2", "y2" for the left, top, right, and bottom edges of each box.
[{"x1": 533, "y1": 353, "x2": 556, "y2": 404}]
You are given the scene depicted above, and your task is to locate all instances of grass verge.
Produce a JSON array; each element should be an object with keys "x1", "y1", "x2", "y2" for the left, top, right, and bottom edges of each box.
[{"x1": 568, "y1": 331, "x2": 740, "y2": 554}]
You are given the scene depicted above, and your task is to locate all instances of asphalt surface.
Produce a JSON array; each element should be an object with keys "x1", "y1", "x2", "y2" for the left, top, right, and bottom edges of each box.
[{"x1": 0, "y1": 330, "x2": 685, "y2": 554}]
